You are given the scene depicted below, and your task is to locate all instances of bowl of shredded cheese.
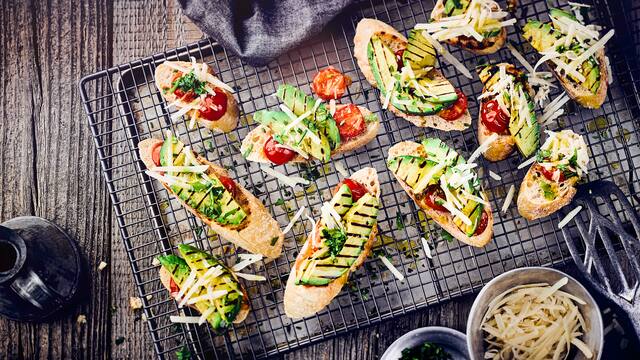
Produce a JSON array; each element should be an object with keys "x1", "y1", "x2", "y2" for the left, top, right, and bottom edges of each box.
[{"x1": 466, "y1": 267, "x2": 603, "y2": 360}]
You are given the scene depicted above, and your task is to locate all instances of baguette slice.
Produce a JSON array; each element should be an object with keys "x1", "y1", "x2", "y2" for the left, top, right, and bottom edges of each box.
[
  {"x1": 155, "y1": 61, "x2": 239, "y2": 132},
  {"x1": 388, "y1": 141, "x2": 493, "y2": 247},
  {"x1": 548, "y1": 49, "x2": 608, "y2": 109},
  {"x1": 477, "y1": 117, "x2": 515, "y2": 161},
  {"x1": 354, "y1": 18, "x2": 472, "y2": 131},
  {"x1": 517, "y1": 165, "x2": 579, "y2": 220},
  {"x1": 240, "y1": 105, "x2": 379, "y2": 164},
  {"x1": 139, "y1": 138, "x2": 284, "y2": 259},
  {"x1": 159, "y1": 265, "x2": 250, "y2": 324},
  {"x1": 430, "y1": 0, "x2": 507, "y2": 55},
  {"x1": 283, "y1": 167, "x2": 380, "y2": 318}
]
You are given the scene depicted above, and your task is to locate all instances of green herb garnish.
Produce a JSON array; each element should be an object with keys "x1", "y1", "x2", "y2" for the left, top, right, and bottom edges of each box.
[
  {"x1": 274, "y1": 198, "x2": 286, "y2": 206},
  {"x1": 396, "y1": 214, "x2": 405, "y2": 230},
  {"x1": 441, "y1": 230, "x2": 454, "y2": 242},
  {"x1": 400, "y1": 341, "x2": 451, "y2": 360},
  {"x1": 176, "y1": 345, "x2": 192, "y2": 360},
  {"x1": 536, "y1": 149, "x2": 552, "y2": 163},
  {"x1": 322, "y1": 228, "x2": 347, "y2": 258},
  {"x1": 168, "y1": 71, "x2": 207, "y2": 96}
]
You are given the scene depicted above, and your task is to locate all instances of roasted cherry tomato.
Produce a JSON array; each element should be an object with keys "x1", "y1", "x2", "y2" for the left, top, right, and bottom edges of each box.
[
  {"x1": 474, "y1": 211, "x2": 489, "y2": 235},
  {"x1": 437, "y1": 89, "x2": 468, "y2": 121},
  {"x1": 422, "y1": 185, "x2": 449, "y2": 212},
  {"x1": 537, "y1": 164, "x2": 565, "y2": 182},
  {"x1": 198, "y1": 91, "x2": 228, "y2": 121},
  {"x1": 334, "y1": 104, "x2": 366, "y2": 140},
  {"x1": 173, "y1": 88, "x2": 197, "y2": 103},
  {"x1": 263, "y1": 136, "x2": 297, "y2": 165},
  {"x1": 311, "y1": 67, "x2": 352, "y2": 100},
  {"x1": 218, "y1": 175, "x2": 237, "y2": 194},
  {"x1": 394, "y1": 49, "x2": 405, "y2": 69},
  {"x1": 481, "y1": 99, "x2": 510, "y2": 134},
  {"x1": 169, "y1": 278, "x2": 180, "y2": 296},
  {"x1": 151, "y1": 143, "x2": 162, "y2": 166},
  {"x1": 341, "y1": 179, "x2": 368, "y2": 202}
]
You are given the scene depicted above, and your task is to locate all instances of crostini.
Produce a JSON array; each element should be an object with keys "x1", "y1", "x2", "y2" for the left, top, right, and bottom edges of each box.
[
  {"x1": 240, "y1": 84, "x2": 379, "y2": 165},
  {"x1": 155, "y1": 60, "x2": 239, "y2": 132},
  {"x1": 477, "y1": 63, "x2": 540, "y2": 161},
  {"x1": 139, "y1": 135, "x2": 284, "y2": 259},
  {"x1": 284, "y1": 168, "x2": 380, "y2": 318},
  {"x1": 158, "y1": 244, "x2": 250, "y2": 331},
  {"x1": 522, "y1": 8, "x2": 613, "y2": 109},
  {"x1": 387, "y1": 138, "x2": 493, "y2": 247},
  {"x1": 423, "y1": 0, "x2": 514, "y2": 55},
  {"x1": 517, "y1": 130, "x2": 589, "y2": 220},
  {"x1": 354, "y1": 18, "x2": 472, "y2": 131}
]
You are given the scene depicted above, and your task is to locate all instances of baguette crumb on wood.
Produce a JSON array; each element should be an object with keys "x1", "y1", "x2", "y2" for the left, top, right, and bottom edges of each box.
[
  {"x1": 353, "y1": 18, "x2": 472, "y2": 131},
  {"x1": 387, "y1": 141, "x2": 494, "y2": 247},
  {"x1": 139, "y1": 138, "x2": 284, "y2": 259},
  {"x1": 283, "y1": 167, "x2": 380, "y2": 319}
]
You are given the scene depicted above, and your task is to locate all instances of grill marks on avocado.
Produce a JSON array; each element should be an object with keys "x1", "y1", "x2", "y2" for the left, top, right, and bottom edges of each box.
[{"x1": 159, "y1": 138, "x2": 247, "y2": 226}]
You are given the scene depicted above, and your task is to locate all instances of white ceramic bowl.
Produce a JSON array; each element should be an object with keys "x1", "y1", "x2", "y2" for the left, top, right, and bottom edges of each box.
[
  {"x1": 466, "y1": 267, "x2": 603, "y2": 360},
  {"x1": 381, "y1": 326, "x2": 469, "y2": 360}
]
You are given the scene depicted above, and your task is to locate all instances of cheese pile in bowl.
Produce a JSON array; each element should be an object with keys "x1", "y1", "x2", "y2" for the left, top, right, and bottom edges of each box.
[{"x1": 481, "y1": 277, "x2": 593, "y2": 359}]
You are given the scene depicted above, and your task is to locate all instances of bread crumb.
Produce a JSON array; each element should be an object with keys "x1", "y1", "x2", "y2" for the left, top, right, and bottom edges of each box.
[
  {"x1": 152, "y1": 258, "x2": 160, "y2": 266},
  {"x1": 129, "y1": 297, "x2": 143, "y2": 310},
  {"x1": 97, "y1": 261, "x2": 108, "y2": 271},
  {"x1": 146, "y1": 295, "x2": 153, "y2": 300},
  {"x1": 76, "y1": 314, "x2": 87, "y2": 324},
  {"x1": 141, "y1": 313, "x2": 147, "y2": 322}
]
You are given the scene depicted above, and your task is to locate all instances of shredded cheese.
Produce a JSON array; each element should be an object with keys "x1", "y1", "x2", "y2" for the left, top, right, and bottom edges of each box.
[
  {"x1": 169, "y1": 315, "x2": 201, "y2": 324},
  {"x1": 150, "y1": 165, "x2": 209, "y2": 173},
  {"x1": 517, "y1": 157, "x2": 536, "y2": 170},
  {"x1": 234, "y1": 273, "x2": 267, "y2": 281},
  {"x1": 329, "y1": 99, "x2": 336, "y2": 116},
  {"x1": 501, "y1": 185, "x2": 515, "y2": 213},
  {"x1": 421, "y1": 237, "x2": 433, "y2": 259},
  {"x1": 558, "y1": 205, "x2": 583, "y2": 229},
  {"x1": 231, "y1": 254, "x2": 263, "y2": 272},
  {"x1": 469, "y1": 133, "x2": 499, "y2": 164},
  {"x1": 489, "y1": 170, "x2": 501, "y2": 181},
  {"x1": 187, "y1": 290, "x2": 228, "y2": 305},
  {"x1": 378, "y1": 256, "x2": 405, "y2": 281},
  {"x1": 282, "y1": 206, "x2": 306, "y2": 235},
  {"x1": 420, "y1": 32, "x2": 473, "y2": 79},
  {"x1": 260, "y1": 165, "x2": 310, "y2": 189},
  {"x1": 334, "y1": 161, "x2": 349, "y2": 178}
]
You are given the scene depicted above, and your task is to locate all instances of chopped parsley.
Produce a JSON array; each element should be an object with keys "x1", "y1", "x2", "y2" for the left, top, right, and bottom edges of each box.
[
  {"x1": 364, "y1": 113, "x2": 378, "y2": 123},
  {"x1": 540, "y1": 181, "x2": 556, "y2": 200},
  {"x1": 536, "y1": 149, "x2": 552, "y2": 163},
  {"x1": 274, "y1": 198, "x2": 286, "y2": 206},
  {"x1": 269, "y1": 236, "x2": 279, "y2": 246},
  {"x1": 322, "y1": 228, "x2": 347, "y2": 258},
  {"x1": 400, "y1": 341, "x2": 451, "y2": 360},
  {"x1": 396, "y1": 214, "x2": 405, "y2": 230},
  {"x1": 200, "y1": 186, "x2": 226, "y2": 220},
  {"x1": 168, "y1": 71, "x2": 207, "y2": 96},
  {"x1": 176, "y1": 345, "x2": 192, "y2": 360},
  {"x1": 441, "y1": 230, "x2": 454, "y2": 242}
]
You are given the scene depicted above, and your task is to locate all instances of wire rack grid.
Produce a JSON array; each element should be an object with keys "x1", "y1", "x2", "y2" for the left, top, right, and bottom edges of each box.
[{"x1": 79, "y1": 0, "x2": 640, "y2": 358}]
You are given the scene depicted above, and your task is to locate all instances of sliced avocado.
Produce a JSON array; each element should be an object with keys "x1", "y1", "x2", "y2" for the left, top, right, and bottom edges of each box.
[
  {"x1": 509, "y1": 84, "x2": 540, "y2": 158},
  {"x1": 402, "y1": 30, "x2": 436, "y2": 69},
  {"x1": 387, "y1": 155, "x2": 442, "y2": 194},
  {"x1": 159, "y1": 136, "x2": 185, "y2": 167},
  {"x1": 297, "y1": 193, "x2": 379, "y2": 286},
  {"x1": 443, "y1": 0, "x2": 470, "y2": 16},
  {"x1": 368, "y1": 35, "x2": 398, "y2": 95},
  {"x1": 452, "y1": 200, "x2": 484, "y2": 236},
  {"x1": 421, "y1": 138, "x2": 462, "y2": 165},
  {"x1": 329, "y1": 184, "x2": 353, "y2": 216},
  {"x1": 581, "y1": 57, "x2": 600, "y2": 94},
  {"x1": 158, "y1": 254, "x2": 191, "y2": 284},
  {"x1": 276, "y1": 84, "x2": 340, "y2": 150},
  {"x1": 549, "y1": 8, "x2": 577, "y2": 21},
  {"x1": 522, "y1": 20, "x2": 563, "y2": 53},
  {"x1": 416, "y1": 73, "x2": 458, "y2": 104}
]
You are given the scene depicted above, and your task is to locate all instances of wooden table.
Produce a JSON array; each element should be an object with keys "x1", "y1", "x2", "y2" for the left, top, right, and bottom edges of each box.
[
  {"x1": 0, "y1": 1, "x2": 475, "y2": 358},
  {"x1": 0, "y1": 0, "x2": 636, "y2": 359}
]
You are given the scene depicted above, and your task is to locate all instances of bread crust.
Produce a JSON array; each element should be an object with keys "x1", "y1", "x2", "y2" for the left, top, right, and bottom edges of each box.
[
  {"x1": 139, "y1": 138, "x2": 284, "y2": 259},
  {"x1": 283, "y1": 168, "x2": 380, "y2": 319},
  {"x1": 516, "y1": 164, "x2": 579, "y2": 220},
  {"x1": 159, "y1": 266, "x2": 250, "y2": 323},
  {"x1": 547, "y1": 49, "x2": 609, "y2": 109},
  {"x1": 477, "y1": 117, "x2": 515, "y2": 161},
  {"x1": 430, "y1": 0, "x2": 507, "y2": 55},
  {"x1": 387, "y1": 141, "x2": 494, "y2": 247},
  {"x1": 155, "y1": 61, "x2": 239, "y2": 132},
  {"x1": 240, "y1": 105, "x2": 380, "y2": 164},
  {"x1": 353, "y1": 18, "x2": 471, "y2": 131}
]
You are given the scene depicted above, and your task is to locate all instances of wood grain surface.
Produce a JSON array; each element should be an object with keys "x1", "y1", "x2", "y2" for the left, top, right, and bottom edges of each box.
[{"x1": 0, "y1": 0, "x2": 637, "y2": 359}]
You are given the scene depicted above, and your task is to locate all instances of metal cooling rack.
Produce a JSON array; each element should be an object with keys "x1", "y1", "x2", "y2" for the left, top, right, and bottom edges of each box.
[{"x1": 80, "y1": 0, "x2": 640, "y2": 358}]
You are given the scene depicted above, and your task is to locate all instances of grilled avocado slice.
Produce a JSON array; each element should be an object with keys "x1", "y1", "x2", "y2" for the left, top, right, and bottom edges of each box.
[
  {"x1": 508, "y1": 83, "x2": 540, "y2": 158},
  {"x1": 443, "y1": 0, "x2": 470, "y2": 16},
  {"x1": 388, "y1": 155, "x2": 442, "y2": 194},
  {"x1": 452, "y1": 199, "x2": 484, "y2": 236},
  {"x1": 297, "y1": 193, "x2": 379, "y2": 286},
  {"x1": 402, "y1": 29, "x2": 436, "y2": 69},
  {"x1": 329, "y1": 184, "x2": 353, "y2": 216}
]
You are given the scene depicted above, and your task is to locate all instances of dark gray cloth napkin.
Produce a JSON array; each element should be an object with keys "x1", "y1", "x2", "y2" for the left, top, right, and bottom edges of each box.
[{"x1": 178, "y1": 0, "x2": 356, "y2": 66}]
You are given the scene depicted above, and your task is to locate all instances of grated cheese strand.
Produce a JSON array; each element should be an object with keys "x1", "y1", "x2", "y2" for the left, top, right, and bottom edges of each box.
[{"x1": 378, "y1": 256, "x2": 405, "y2": 281}]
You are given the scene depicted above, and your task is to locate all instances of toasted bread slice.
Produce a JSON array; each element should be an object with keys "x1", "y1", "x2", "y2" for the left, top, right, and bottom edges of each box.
[
  {"x1": 354, "y1": 18, "x2": 472, "y2": 131},
  {"x1": 240, "y1": 105, "x2": 379, "y2": 164},
  {"x1": 548, "y1": 49, "x2": 608, "y2": 109},
  {"x1": 283, "y1": 168, "x2": 380, "y2": 318},
  {"x1": 517, "y1": 165, "x2": 579, "y2": 220},
  {"x1": 388, "y1": 141, "x2": 493, "y2": 247},
  {"x1": 155, "y1": 61, "x2": 239, "y2": 132},
  {"x1": 159, "y1": 266, "x2": 250, "y2": 324},
  {"x1": 477, "y1": 117, "x2": 515, "y2": 161},
  {"x1": 139, "y1": 138, "x2": 284, "y2": 259},
  {"x1": 430, "y1": 0, "x2": 507, "y2": 55}
]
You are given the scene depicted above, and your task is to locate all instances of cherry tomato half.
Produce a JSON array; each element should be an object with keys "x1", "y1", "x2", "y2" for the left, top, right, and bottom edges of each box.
[
  {"x1": 334, "y1": 104, "x2": 366, "y2": 140},
  {"x1": 174, "y1": 88, "x2": 197, "y2": 103},
  {"x1": 481, "y1": 99, "x2": 510, "y2": 134},
  {"x1": 438, "y1": 89, "x2": 468, "y2": 121},
  {"x1": 217, "y1": 175, "x2": 237, "y2": 195},
  {"x1": 341, "y1": 179, "x2": 368, "y2": 202},
  {"x1": 198, "y1": 91, "x2": 228, "y2": 121},
  {"x1": 151, "y1": 143, "x2": 162, "y2": 166},
  {"x1": 311, "y1": 67, "x2": 352, "y2": 101},
  {"x1": 474, "y1": 211, "x2": 489, "y2": 236},
  {"x1": 536, "y1": 164, "x2": 565, "y2": 182},
  {"x1": 263, "y1": 136, "x2": 297, "y2": 165},
  {"x1": 169, "y1": 278, "x2": 180, "y2": 296},
  {"x1": 422, "y1": 185, "x2": 449, "y2": 212},
  {"x1": 394, "y1": 49, "x2": 405, "y2": 69}
]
